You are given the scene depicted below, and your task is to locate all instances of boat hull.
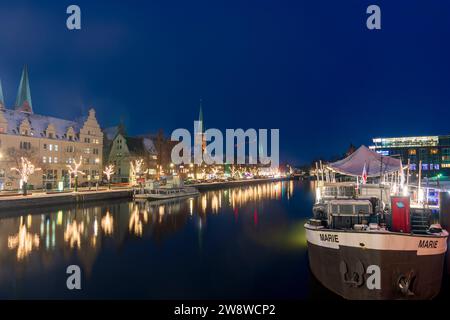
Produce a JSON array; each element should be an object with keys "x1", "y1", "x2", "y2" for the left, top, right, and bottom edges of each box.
[{"x1": 306, "y1": 225, "x2": 448, "y2": 300}]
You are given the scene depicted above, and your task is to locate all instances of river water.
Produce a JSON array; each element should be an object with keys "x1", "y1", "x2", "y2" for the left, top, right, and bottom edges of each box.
[{"x1": 0, "y1": 180, "x2": 448, "y2": 299}]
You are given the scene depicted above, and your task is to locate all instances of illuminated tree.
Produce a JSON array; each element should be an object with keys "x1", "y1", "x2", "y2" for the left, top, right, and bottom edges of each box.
[
  {"x1": 230, "y1": 165, "x2": 237, "y2": 178},
  {"x1": 66, "y1": 156, "x2": 85, "y2": 191},
  {"x1": 103, "y1": 164, "x2": 115, "y2": 189},
  {"x1": 130, "y1": 159, "x2": 148, "y2": 186},
  {"x1": 10, "y1": 157, "x2": 41, "y2": 196}
]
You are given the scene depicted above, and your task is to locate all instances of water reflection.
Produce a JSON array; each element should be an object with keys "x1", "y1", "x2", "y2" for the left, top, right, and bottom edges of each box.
[
  {"x1": 7, "y1": 220, "x2": 40, "y2": 260},
  {"x1": 0, "y1": 180, "x2": 320, "y2": 299},
  {"x1": 101, "y1": 211, "x2": 114, "y2": 235},
  {"x1": 64, "y1": 221, "x2": 84, "y2": 249},
  {"x1": 0, "y1": 181, "x2": 296, "y2": 261},
  {"x1": 0, "y1": 179, "x2": 445, "y2": 299}
]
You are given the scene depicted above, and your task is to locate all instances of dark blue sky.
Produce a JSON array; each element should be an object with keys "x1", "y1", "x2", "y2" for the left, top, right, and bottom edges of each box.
[{"x1": 1, "y1": 0, "x2": 450, "y2": 164}]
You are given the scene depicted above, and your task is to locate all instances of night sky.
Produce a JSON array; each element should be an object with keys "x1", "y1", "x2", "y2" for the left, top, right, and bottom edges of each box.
[{"x1": 0, "y1": 0, "x2": 449, "y2": 164}]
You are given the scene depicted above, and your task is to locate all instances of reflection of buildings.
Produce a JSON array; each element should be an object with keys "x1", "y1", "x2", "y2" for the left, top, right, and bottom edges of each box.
[
  {"x1": 101, "y1": 212, "x2": 114, "y2": 235},
  {"x1": 196, "y1": 181, "x2": 294, "y2": 222},
  {"x1": 0, "y1": 201, "x2": 191, "y2": 268},
  {"x1": 0, "y1": 181, "x2": 296, "y2": 280},
  {"x1": 129, "y1": 205, "x2": 148, "y2": 236},
  {"x1": 7, "y1": 222, "x2": 40, "y2": 260},
  {"x1": 64, "y1": 221, "x2": 84, "y2": 248}
]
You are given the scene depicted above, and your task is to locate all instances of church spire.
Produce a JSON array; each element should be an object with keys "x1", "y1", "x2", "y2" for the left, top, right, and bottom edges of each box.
[
  {"x1": 15, "y1": 65, "x2": 33, "y2": 113},
  {"x1": 118, "y1": 116, "x2": 127, "y2": 136},
  {"x1": 198, "y1": 98, "x2": 204, "y2": 134},
  {"x1": 198, "y1": 99, "x2": 203, "y2": 126},
  {"x1": 0, "y1": 79, "x2": 4, "y2": 109}
]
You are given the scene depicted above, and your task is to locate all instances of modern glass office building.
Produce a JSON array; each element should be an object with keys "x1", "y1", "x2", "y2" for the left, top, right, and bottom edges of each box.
[{"x1": 369, "y1": 135, "x2": 450, "y2": 178}]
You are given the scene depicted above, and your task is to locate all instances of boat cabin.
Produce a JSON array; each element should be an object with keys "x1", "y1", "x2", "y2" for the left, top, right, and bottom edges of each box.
[{"x1": 327, "y1": 199, "x2": 373, "y2": 229}]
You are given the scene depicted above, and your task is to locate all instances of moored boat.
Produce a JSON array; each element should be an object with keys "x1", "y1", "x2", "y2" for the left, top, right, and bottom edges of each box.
[
  {"x1": 134, "y1": 186, "x2": 200, "y2": 201},
  {"x1": 306, "y1": 146, "x2": 449, "y2": 300},
  {"x1": 306, "y1": 215, "x2": 448, "y2": 299}
]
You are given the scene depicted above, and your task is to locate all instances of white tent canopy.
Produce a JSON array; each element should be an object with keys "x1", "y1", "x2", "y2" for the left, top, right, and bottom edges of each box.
[{"x1": 327, "y1": 145, "x2": 401, "y2": 177}]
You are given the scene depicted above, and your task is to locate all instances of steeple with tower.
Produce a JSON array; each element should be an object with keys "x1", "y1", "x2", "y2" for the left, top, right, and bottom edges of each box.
[
  {"x1": 15, "y1": 65, "x2": 33, "y2": 113},
  {"x1": 0, "y1": 66, "x2": 104, "y2": 190},
  {"x1": 198, "y1": 99, "x2": 204, "y2": 134},
  {"x1": 0, "y1": 79, "x2": 4, "y2": 110},
  {"x1": 195, "y1": 99, "x2": 206, "y2": 154}
]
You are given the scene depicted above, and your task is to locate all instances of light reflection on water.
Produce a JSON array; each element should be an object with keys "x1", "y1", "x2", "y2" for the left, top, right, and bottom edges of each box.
[
  {"x1": 0, "y1": 180, "x2": 329, "y2": 298},
  {"x1": 0, "y1": 179, "x2": 448, "y2": 299}
]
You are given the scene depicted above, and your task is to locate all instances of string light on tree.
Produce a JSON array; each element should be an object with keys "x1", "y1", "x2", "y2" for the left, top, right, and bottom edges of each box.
[
  {"x1": 66, "y1": 156, "x2": 85, "y2": 192},
  {"x1": 10, "y1": 157, "x2": 41, "y2": 196},
  {"x1": 103, "y1": 164, "x2": 115, "y2": 189},
  {"x1": 130, "y1": 159, "x2": 148, "y2": 186}
]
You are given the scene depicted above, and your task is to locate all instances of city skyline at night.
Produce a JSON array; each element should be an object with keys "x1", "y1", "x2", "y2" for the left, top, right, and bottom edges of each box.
[
  {"x1": 1, "y1": 1, "x2": 450, "y2": 165},
  {"x1": 0, "y1": 0, "x2": 450, "y2": 310}
]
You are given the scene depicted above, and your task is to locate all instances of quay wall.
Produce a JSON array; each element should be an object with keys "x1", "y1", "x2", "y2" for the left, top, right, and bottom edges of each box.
[{"x1": 0, "y1": 189, "x2": 132, "y2": 211}]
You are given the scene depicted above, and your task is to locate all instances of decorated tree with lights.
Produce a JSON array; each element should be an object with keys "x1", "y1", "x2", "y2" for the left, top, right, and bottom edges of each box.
[
  {"x1": 130, "y1": 159, "x2": 148, "y2": 186},
  {"x1": 251, "y1": 166, "x2": 259, "y2": 177},
  {"x1": 103, "y1": 164, "x2": 115, "y2": 189},
  {"x1": 10, "y1": 157, "x2": 41, "y2": 196},
  {"x1": 66, "y1": 156, "x2": 85, "y2": 192}
]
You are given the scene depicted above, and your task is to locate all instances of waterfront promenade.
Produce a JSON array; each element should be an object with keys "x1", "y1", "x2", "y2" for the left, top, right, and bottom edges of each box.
[{"x1": 0, "y1": 177, "x2": 294, "y2": 211}]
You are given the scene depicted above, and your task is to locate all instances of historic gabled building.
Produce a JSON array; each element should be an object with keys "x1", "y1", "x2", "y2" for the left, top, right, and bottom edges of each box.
[
  {"x1": 0, "y1": 66, "x2": 103, "y2": 190},
  {"x1": 108, "y1": 133, "x2": 158, "y2": 183}
]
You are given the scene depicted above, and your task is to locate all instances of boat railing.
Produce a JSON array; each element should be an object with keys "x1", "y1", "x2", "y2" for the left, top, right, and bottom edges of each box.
[{"x1": 316, "y1": 181, "x2": 444, "y2": 209}]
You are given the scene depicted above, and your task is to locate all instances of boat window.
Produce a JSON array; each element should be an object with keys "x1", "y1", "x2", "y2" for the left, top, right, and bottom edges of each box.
[
  {"x1": 354, "y1": 204, "x2": 370, "y2": 214},
  {"x1": 339, "y1": 204, "x2": 353, "y2": 214},
  {"x1": 331, "y1": 204, "x2": 339, "y2": 213},
  {"x1": 324, "y1": 187, "x2": 337, "y2": 197},
  {"x1": 339, "y1": 187, "x2": 354, "y2": 197}
]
